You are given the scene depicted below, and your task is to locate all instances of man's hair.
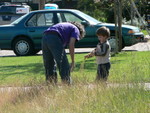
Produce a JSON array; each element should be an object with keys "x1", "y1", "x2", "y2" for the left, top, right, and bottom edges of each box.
[
  {"x1": 96, "y1": 26, "x2": 110, "y2": 38},
  {"x1": 69, "y1": 21, "x2": 85, "y2": 39}
]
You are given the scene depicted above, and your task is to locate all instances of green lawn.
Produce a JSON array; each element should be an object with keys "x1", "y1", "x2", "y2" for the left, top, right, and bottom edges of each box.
[
  {"x1": 0, "y1": 51, "x2": 149, "y2": 86},
  {"x1": 0, "y1": 51, "x2": 149, "y2": 113}
]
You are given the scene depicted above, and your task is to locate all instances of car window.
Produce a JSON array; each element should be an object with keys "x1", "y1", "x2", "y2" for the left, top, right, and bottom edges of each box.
[
  {"x1": 11, "y1": 14, "x2": 27, "y2": 25},
  {"x1": 74, "y1": 10, "x2": 101, "y2": 24},
  {"x1": 57, "y1": 12, "x2": 82, "y2": 23},
  {"x1": 27, "y1": 14, "x2": 37, "y2": 26},
  {"x1": 45, "y1": 13, "x2": 54, "y2": 25},
  {"x1": 56, "y1": 13, "x2": 63, "y2": 22},
  {"x1": 27, "y1": 13, "x2": 54, "y2": 27},
  {"x1": 37, "y1": 14, "x2": 46, "y2": 26}
]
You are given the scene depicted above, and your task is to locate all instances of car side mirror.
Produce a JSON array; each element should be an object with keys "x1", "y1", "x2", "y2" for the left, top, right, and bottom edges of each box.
[{"x1": 81, "y1": 21, "x2": 90, "y2": 27}]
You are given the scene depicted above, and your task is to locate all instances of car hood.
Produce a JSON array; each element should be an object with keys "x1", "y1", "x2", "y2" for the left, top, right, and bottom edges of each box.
[
  {"x1": 98, "y1": 23, "x2": 139, "y2": 30},
  {"x1": 0, "y1": 24, "x2": 15, "y2": 28},
  {"x1": 0, "y1": 24, "x2": 16, "y2": 30}
]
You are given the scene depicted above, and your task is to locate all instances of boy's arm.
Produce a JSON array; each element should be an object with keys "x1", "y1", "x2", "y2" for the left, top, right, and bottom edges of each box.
[
  {"x1": 84, "y1": 49, "x2": 96, "y2": 59},
  {"x1": 95, "y1": 43, "x2": 109, "y2": 56}
]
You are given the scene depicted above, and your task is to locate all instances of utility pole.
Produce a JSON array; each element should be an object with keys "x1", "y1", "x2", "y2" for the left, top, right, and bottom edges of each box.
[
  {"x1": 114, "y1": 0, "x2": 119, "y2": 53},
  {"x1": 118, "y1": 0, "x2": 122, "y2": 51},
  {"x1": 39, "y1": 0, "x2": 45, "y2": 10},
  {"x1": 130, "y1": 0, "x2": 134, "y2": 25},
  {"x1": 114, "y1": 0, "x2": 122, "y2": 52}
]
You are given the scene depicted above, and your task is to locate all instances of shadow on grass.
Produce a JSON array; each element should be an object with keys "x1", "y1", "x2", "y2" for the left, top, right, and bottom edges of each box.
[
  {"x1": 0, "y1": 53, "x2": 126, "y2": 80},
  {"x1": 0, "y1": 63, "x2": 44, "y2": 79},
  {"x1": 0, "y1": 59, "x2": 96, "y2": 79}
]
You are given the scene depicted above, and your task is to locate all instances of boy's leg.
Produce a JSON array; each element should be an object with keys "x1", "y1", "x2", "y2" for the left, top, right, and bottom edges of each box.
[
  {"x1": 42, "y1": 36, "x2": 57, "y2": 84},
  {"x1": 104, "y1": 62, "x2": 111, "y2": 80},
  {"x1": 96, "y1": 64, "x2": 102, "y2": 81},
  {"x1": 96, "y1": 63, "x2": 110, "y2": 81}
]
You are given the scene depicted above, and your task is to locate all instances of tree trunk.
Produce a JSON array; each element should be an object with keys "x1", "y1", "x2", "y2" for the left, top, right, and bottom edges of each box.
[{"x1": 39, "y1": 0, "x2": 45, "y2": 10}]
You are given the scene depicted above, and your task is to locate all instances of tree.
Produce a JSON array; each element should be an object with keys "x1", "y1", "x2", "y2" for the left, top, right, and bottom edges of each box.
[{"x1": 39, "y1": 0, "x2": 45, "y2": 10}]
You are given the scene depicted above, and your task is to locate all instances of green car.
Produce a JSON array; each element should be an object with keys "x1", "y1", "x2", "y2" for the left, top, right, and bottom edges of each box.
[{"x1": 0, "y1": 9, "x2": 144, "y2": 56}]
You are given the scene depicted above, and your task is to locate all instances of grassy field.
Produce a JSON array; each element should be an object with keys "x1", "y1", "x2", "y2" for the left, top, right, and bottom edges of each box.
[
  {"x1": 142, "y1": 30, "x2": 149, "y2": 35},
  {"x1": 0, "y1": 51, "x2": 149, "y2": 86},
  {"x1": 0, "y1": 51, "x2": 149, "y2": 112}
]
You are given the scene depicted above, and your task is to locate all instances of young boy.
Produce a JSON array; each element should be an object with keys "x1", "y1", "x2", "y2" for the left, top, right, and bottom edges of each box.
[{"x1": 84, "y1": 26, "x2": 111, "y2": 81}]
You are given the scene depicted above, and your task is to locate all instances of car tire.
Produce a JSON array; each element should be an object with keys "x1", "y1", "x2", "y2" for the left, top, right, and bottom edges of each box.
[
  {"x1": 12, "y1": 37, "x2": 34, "y2": 56},
  {"x1": 109, "y1": 36, "x2": 117, "y2": 52},
  {"x1": 122, "y1": 38, "x2": 125, "y2": 49}
]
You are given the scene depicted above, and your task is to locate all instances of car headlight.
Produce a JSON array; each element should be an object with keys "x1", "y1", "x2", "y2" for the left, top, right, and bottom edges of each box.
[
  {"x1": 128, "y1": 30, "x2": 135, "y2": 34},
  {"x1": 128, "y1": 29, "x2": 140, "y2": 34}
]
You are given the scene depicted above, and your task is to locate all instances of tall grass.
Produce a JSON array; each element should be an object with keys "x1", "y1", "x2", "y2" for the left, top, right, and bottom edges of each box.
[{"x1": 0, "y1": 84, "x2": 149, "y2": 113}]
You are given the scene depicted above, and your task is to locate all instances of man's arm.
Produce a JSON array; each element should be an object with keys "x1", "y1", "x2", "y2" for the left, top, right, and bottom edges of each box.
[{"x1": 69, "y1": 37, "x2": 76, "y2": 71}]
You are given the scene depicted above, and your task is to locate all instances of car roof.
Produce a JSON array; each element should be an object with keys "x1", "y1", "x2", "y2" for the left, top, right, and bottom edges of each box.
[{"x1": 31, "y1": 9, "x2": 78, "y2": 13}]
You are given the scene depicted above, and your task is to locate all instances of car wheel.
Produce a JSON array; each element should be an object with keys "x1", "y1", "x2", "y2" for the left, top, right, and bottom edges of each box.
[
  {"x1": 122, "y1": 38, "x2": 125, "y2": 49},
  {"x1": 108, "y1": 36, "x2": 118, "y2": 52},
  {"x1": 13, "y1": 37, "x2": 34, "y2": 56}
]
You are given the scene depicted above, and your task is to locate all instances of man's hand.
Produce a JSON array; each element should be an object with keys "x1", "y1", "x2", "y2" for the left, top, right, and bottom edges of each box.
[{"x1": 70, "y1": 62, "x2": 75, "y2": 72}]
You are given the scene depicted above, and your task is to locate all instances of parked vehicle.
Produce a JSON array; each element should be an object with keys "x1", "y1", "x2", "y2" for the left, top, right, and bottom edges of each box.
[
  {"x1": 44, "y1": 3, "x2": 58, "y2": 9},
  {"x1": 0, "y1": 2, "x2": 11, "y2": 6},
  {"x1": 0, "y1": 9, "x2": 144, "y2": 56},
  {"x1": 0, "y1": 4, "x2": 30, "y2": 25}
]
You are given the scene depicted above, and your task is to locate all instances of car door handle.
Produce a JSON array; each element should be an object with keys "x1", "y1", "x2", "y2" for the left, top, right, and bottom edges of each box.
[{"x1": 29, "y1": 30, "x2": 35, "y2": 32}]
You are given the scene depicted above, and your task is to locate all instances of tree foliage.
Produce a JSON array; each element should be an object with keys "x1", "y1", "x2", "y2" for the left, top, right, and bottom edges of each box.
[{"x1": 76, "y1": 0, "x2": 148, "y2": 23}]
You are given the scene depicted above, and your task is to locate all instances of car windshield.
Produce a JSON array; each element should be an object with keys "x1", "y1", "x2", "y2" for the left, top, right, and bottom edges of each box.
[
  {"x1": 74, "y1": 10, "x2": 102, "y2": 25},
  {"x1": 11, "y1": 14, "x2": 27, "y2": 25}
]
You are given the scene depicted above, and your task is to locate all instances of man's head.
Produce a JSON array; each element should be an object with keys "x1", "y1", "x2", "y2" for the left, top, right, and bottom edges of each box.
[{"x1": 70, "y1": 22, "x2": 85, "y2": 39}]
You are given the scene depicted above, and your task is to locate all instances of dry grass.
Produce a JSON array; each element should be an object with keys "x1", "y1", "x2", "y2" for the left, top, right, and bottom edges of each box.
[{"x1": 0, "y1": 83, "x2": 149, "y2": 113}]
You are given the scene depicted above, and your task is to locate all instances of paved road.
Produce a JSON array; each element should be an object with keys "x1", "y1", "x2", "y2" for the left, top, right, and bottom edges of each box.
[
  {"x1": 0, "y1": 48, "x2": 95, "y2": 57},
  {"x1": 0, "y1": 82, "x2": 150, "y2": 93},
  {"x1": 0, "y1": 35, "x2": 150, "y2": 57},
  {"x1": 122, "y1": 37, "x2": 150, "y2": 51}
]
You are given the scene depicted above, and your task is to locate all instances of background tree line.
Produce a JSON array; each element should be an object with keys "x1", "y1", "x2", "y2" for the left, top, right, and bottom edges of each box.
[{"x1": 72, "y1": 0, "x2": 149, "y2": 23}]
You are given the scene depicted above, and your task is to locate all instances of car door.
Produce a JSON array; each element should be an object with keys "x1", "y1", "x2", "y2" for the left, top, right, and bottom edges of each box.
[
  {"x1": 26, "y1": 12, "x2": 55, "y2": 49},
  {"x1": 56, "y1": 12, "x2": 98, "y2": 47}
]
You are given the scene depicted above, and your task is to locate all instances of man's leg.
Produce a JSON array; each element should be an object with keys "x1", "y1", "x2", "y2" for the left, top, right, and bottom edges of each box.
[
  {"x1": 46, "y1": 35, "x2": 71, "y2": 84},
  {"x1": 42, "y1": 36, "x2": 57, "y2": 84}
]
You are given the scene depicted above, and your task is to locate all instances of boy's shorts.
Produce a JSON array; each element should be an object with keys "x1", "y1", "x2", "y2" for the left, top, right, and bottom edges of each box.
[{"x1": 97, "y1": 62, "x2": 111, "y2": 80}]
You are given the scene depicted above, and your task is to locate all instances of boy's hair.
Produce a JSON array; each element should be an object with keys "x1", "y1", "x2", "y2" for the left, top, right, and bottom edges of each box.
[
  {"x1": 96, "y1": 26, "x2": 110, "y2": 38},
  {"x1": 69, "y1": 21, "x2": 85, "y2": 39}
]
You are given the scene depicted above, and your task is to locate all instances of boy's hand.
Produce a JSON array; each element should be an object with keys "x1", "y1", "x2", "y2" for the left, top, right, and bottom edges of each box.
[
  {"x1": 84, "y1": 55, "x2": 90, "y2": 59},
  {"x1": 84, "y1": 54, "x2": 92, "y2": 59},
  {"x1": 84, "y1": 50, "x2": 95, "y2": 59}
]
